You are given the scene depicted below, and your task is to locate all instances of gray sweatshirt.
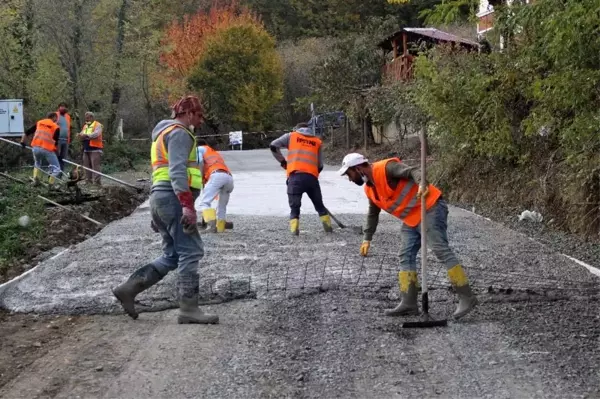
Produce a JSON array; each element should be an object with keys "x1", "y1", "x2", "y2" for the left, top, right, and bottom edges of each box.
[
  {"x1": 151, "y1": 119, "x2": 196, "y2": 195},
  {"x1": 270, "y1": 129, "x2": 324, "y2": 171},
  {"x1": 363, "y1": 160, "x2": 426, "y2": 241}
]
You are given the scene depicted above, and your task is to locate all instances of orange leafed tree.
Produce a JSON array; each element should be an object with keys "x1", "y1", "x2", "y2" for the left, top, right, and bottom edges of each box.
[{"x1": 159, "y1": 1, "x2": 261, "y2": 83}]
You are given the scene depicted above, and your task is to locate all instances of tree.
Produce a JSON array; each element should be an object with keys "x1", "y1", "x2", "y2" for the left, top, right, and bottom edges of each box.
[
  {"x1": 188, "y1": 22, "x2": 283, "y2": 131},
  {"x1": 158, "y1": 2, "x2": 260, "y2": 103}
]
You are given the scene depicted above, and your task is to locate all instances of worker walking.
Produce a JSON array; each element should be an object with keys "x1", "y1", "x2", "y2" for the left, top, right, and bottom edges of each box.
[
  {"x1": 270, "y1": 122, "x2": 332, "y2": 235},
  {"x1": 196, "y1": 139, "x2": 234, "y2": 233},
  {"x1": 338, "y1": 153, "x2": 477, "y2": 319},
  {"x1": 20, "y1": 112, "x2": 62, "y2": 187},
  {"x1": 78, "y1": 112, "x2": 103, "y2": 186},
  {"x1": 55, "y1": 102, "x2": 72, "y2": 171},
  {"x1": 112, "y1": 95, "x2": 219, "y2": 325}
]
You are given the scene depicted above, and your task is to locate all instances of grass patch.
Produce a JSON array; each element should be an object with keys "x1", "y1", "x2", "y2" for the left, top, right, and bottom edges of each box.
[{"x1": 0, "y1": 176, "x2": 47, "y2": 275}]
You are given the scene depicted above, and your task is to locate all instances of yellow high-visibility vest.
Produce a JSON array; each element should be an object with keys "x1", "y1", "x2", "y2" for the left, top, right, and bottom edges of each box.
[{"x1": 150, "y1": 123, "x2": 202, "y2": 190}]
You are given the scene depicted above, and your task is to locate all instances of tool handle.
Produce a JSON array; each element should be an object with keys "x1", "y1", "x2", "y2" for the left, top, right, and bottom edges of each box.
[{"x1": 420, "y1": 129, "x2": 428, "y2": 303}]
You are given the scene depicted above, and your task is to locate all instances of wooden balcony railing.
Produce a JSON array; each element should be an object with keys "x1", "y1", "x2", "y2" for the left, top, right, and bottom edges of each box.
[{"x1": 382, "y1": 54, "x2": 414, "y2": 82}]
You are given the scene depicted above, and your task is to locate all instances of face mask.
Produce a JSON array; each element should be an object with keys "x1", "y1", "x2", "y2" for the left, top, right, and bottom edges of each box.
[
  {"x1": 59, "y1": 109, "x2": 66, "y2": 115},
  {"x1": 350, "y1": 172, "x2": 365, "y2": 186}
]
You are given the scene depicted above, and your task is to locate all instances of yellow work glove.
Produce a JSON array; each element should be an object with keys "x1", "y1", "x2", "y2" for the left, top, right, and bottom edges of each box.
[
  {"x1": 359, "y1": 240, "x2": 371, "y2": 257},
  {"x1": 416, "y1": 184, "x2": 429, "y2": 200}
]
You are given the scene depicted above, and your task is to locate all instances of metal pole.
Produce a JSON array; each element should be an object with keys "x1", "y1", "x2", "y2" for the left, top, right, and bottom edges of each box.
[{"x1": 0, "y1": 136, "x2": 142, "y2": 192}]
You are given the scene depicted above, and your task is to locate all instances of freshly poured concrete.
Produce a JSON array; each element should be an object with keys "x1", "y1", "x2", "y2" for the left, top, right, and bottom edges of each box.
[{"x1": 1, "y1": 149, "x2": 599, "y2": 398}]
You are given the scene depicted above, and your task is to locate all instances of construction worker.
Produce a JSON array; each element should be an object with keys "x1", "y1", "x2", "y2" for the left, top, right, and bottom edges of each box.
[
  {"x1": 78, "y1": 111, "x2": 103, "y2": 186},
  {"x1": 338, "y1": 153, "x2": 477, "y2": 319},
  {"x1": 112, "y1": 95, "x2": 219, "y2": 325},
  {"x1": 270, "y1": 122, "x2": 332, "y2": 235},
  {"x1": 20, "y1": 112, "x2": 62, "y2": 187},
  {"x1": 196, "y1": 138, "x2": 234, "y2": 233},
  {"x1": 55, "y1": 102, "x2": 72, "y2": 171}
]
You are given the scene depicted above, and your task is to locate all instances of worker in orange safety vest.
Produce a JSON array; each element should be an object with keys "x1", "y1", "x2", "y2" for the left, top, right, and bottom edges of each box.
[
  {"x1": 78, "y1": 111, "x2": 104, "y2": 186},
  {"x1": 270, "y1": 122, "x2": 332, "y2": 235},
  {"x1": 20, "y1": 112, "x2": 62, "y2": 187},
  {"x1": 338, "y1": 153, "x2": 477, "y2": 320},
  {"x1": 196, "y1": 139, "x2": 234, "y2": 233}
]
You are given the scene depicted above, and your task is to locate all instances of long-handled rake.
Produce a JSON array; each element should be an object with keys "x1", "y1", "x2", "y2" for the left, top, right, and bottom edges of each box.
[{"x1": 402, "y1": 130, "x2": 448, "y2": 329}]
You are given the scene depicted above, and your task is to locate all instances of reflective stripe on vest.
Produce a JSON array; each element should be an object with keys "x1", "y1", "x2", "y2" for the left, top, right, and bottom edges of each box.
[
  {"x1": 286, "y1": 131, "x2": 321, "y2": 177},
  {"x1": 150, "y1": 124, "x2": 202, "y2": 190},
  {"x1": 364, "y1": 158, "x2": 442, "y2": 227},
  {"x1": 201, "y1": 146, "x2": 230, "y2": 182},
  {"x1": 83, "y1": 121, "x2": 103, "y2": 149},
  {"x1": 31, "y1": 119, "x2": 58, "y2": 152}
]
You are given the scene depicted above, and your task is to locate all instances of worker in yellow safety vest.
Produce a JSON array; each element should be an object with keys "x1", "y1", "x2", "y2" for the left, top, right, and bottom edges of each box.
[
  {"x1": 112, "y1": 95, "x2": 219, "y2": 325},
  {"x1": 78, "y1": 111, "x2": 104, "y2": 186}
]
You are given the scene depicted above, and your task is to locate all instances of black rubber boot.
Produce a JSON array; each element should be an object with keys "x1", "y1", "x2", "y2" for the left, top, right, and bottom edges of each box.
[
  {"x1": 112, "y1": 263, "x2": 164, "y2": 320},
  {"x1": 384, "y1": 283, "x2": 419, "y2": 316},
  {"x1": 453, "y1": 284, "x2": 478, "y2": 319},
  {"x1": 177, "y1": 272, "x2": 219, "y2": 325}
]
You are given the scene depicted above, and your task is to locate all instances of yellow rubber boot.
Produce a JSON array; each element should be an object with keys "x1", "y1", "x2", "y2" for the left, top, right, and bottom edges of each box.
[
  {"x1": 216, "y1": 219, "x2": 226, "y2": 233},
  {"x1": 48, "y1": 175, "x2": 56, "y2": 189},
  {"x1": 384, "y1": 271, "x2": 419, "y2": 316},
  {"x1": 290, "y1": 218, "x2": 299, "y2": 236},
  {"x1": 448, "y1": 264, "x2": 478, "y2": 319},
  {"x1": 32, "y1": 168, "x2": 40, "y2": 186},
  {"x1": 320, "y1": 214, "x2": 333, "y2": 233},
  {"x1": 202, "y1": 208, "x2": 217, "y2": 233}
]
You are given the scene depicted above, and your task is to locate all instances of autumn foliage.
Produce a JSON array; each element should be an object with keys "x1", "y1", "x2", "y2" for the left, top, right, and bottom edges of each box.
[{"x1": 160, "y1": 2, "x2": 260, "y2": 80}]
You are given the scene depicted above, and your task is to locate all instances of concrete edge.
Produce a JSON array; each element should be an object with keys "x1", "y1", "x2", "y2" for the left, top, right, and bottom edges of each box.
[
  {"x1": 0, "y1": 247, "x2": 70, "y2": 299},
  {"x1": 0, "y1": 199, "x2": 151, "y2": 305},
  {"x1": 458, "y1": 206, "x2": 600, "y2": 279}
]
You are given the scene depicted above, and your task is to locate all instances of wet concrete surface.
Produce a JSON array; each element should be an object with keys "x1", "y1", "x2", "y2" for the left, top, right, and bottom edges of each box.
[{"x1": 1, "y1": 149, "x2": 599, "y2": 398}]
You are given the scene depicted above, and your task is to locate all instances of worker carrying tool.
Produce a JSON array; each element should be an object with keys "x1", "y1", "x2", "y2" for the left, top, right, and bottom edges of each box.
[
  {"x1": 338, "y1": 153, "x2": 477, "y2": 319},
  {"x1": 270, "y1": 122, "x2": 333, "y2": 235},
  {"x1": 112, "y1": 94, "x2": 219, "y2": 325},
  {"x1": 195, "y1": 139, "x2": 234, "y2": 233},
  {"x1": 20, "y1": 112, "x2": 62, "y2": 187}
]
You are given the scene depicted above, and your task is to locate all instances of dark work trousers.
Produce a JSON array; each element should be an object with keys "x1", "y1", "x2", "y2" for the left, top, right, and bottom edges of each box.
[{"x1": 287, "y1": 172, "x2": 328, "y2": 219}]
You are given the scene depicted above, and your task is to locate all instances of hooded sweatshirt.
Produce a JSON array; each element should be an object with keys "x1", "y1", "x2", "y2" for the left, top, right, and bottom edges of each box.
[{"x1": 151, "y1": 119, "x2": 197, "y2": 195}]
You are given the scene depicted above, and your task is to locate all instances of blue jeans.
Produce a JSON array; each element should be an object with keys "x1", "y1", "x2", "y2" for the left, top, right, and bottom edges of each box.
[
  {"x1": 149, "y1": 190, "x2": 204, "y2": 276},
  {"x1": 399, "y1": 198, "x2": 460, "y2": 272},
  {"x1": 57, "y1": 140, "x2": 69, "y2": 170},
  {"x1": 32, "y1": 147, "x2": 61, "y2": 177}
]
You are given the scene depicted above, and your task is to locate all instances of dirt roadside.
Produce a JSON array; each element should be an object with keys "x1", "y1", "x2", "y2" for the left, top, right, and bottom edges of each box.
[{"x1": 0, "y1": 169, "x2": 150, "y2": 392}]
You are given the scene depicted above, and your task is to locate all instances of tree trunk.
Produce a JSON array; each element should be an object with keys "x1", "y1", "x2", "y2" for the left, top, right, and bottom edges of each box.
[
  {"x1": 106, "y1": 0, "x2": 129, "y2": 143},
  {"x1": 71, "y1": 0, "x2": 84, "y2": 132}
]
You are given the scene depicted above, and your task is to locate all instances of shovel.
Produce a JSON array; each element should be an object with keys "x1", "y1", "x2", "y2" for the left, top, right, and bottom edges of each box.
[
  {"x1": 401, "y1": 130, "x2": 448, "y2": 329},
  {"x1": 324, "y1": 207, "x2": 363, "y2": 234}
]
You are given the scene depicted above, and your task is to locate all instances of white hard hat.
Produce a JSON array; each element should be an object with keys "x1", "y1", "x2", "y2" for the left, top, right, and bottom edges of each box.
[{"x1": 338, "y1": 153, "x2": 368, "y2": 175}]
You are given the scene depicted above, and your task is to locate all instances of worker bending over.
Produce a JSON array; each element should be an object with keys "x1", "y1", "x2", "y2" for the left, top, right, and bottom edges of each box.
[
  {"x1": 112, "y1": 95, "x2": 219, "y2": 325},
  {"x1": 270, "y1": 123, "x2": 332, "y2": 235},
  {"x1": 338, "y1": 153, "x2": 477, "y2": 319},
  {"x1": 196, "y1": 139, "x2": 234, "y2": 233},
  {"x1": 20, "y1": 112, "x2": 62, "y2": 187}
]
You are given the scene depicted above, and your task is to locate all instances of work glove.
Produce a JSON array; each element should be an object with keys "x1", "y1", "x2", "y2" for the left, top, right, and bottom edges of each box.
[
  {"x1": 177, "y1": 191, "x2": 198, "y2": 235},
  {"x1": 150, "y1": 220, "x2": 159, "y2": 233},
  {"x1": 280, "y1": 160, "x2": 287, "y2": 170},
  {"x1": 359, "y1": 240, "x2": 371, "y2": 257},
  {"x1": 20, "y1": 141, "x2": 26, "y2": 149},
  {"x1": 416, "y1": 184, "x2": 429, "y2": 200}
]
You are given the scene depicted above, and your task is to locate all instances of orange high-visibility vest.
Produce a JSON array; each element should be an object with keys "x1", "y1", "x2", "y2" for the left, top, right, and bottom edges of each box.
[
  {"x1": 201, "y1": 146, "x2": 230, "y2": 183},
  {"x1": 82, "y1": 121, "x2": 103, "y2": 149},
  {"x1": 364, "y1": 158, "x2": 442, "y2": 227},
  {"x1": 286, "y1": 131, "x2": 321, "y2": 178},
  {"x1": 31, "y1": 119, "x2": 59, "y2": 152},
  {"x1": 55, "y1": 112, "x2": 71, "y2": 143}
]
